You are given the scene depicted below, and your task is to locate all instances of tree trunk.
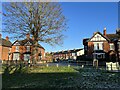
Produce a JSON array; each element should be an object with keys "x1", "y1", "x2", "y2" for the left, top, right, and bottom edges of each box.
[{"x1": 32, "y1": 40, "x2": 38, "y2": 65}]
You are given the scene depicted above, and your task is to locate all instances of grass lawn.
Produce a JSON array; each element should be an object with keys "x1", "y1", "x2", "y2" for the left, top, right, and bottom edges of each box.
[{"x1": 1, "y1": 64, "x2": 120, "y2": 89}]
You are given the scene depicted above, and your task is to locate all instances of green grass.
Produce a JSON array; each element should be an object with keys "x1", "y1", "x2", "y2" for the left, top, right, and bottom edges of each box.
[{"x1": 1, "y1": 65, "x2": 120, "y2": 89}]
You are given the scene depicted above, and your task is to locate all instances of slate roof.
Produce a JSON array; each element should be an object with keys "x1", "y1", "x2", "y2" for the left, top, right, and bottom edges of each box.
[
  {"x1": 0, "y1": 38, "x2": 12, "y2": 47},
  {"x1": 106, "y1": 34, "x2": 120, "y2": 41},
  {"x1": 53, "y1": 48, "x2": 83, "y2": 55}
]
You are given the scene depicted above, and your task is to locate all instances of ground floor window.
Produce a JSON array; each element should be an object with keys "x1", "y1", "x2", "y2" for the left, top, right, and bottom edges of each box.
[
  {"x1": 24, "y1": 54, "x2": 30, "y2": 61},
  {"x1": 13, "y1": 53, "x2": 20, "y2": 60}
]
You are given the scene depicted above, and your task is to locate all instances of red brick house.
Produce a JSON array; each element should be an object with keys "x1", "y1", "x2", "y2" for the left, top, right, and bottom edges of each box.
[
  {"x1": 10, "y1": 34, "x2": 45, "y2": 62},
  {"x1": 0, "y1": 34, "x2": 12, "y2": 61},
  {"x1": 83, "y1": 28, "x2": 120, "y2": 63}
]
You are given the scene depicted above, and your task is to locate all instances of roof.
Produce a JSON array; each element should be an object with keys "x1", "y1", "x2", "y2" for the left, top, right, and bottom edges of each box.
[
  {"x1": 84, "y1": 31, "x2": 120, "y2": 43},
  {"x1": 0, "y1": 38, "x2": 12, "y2": 47},
  {"x1": 106, "y1": 34, "x2": 120, "y2": 41},
  {"x1": 12, "y1": 38, "x2": 45, "y2": 50},
  {"x1": 53, "y1": 48, "x2": 84, "y2": 55}
]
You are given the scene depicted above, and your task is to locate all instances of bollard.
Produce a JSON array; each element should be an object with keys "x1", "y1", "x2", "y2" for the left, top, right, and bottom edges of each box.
[
  {"x1": 68, "y1": 64, "x2": 70, "y2": 67},
  {"x1": 46, "y1": 64, "x2": 49, "y2": 67},
  {"x1": 56, "y1": 64, "x2": 58, "y2": 67},
  {"x1": 111, "y1": 63, "x2": 112, "y2": 71},
  {"x1": 82, "y1": 65, "x2": 84, "y2": 68}
]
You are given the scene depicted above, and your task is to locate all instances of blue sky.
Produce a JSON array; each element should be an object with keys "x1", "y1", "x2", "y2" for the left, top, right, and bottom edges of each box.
[
  {"x1": 1, "y1": 2, "x2": 118, "y2": 52},
  {"x1": 41, "y1": 2, "x2": 118, "y2": 52}
]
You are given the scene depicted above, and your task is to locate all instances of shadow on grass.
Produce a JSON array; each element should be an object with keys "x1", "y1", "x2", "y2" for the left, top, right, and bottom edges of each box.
[
  {"x1": 2, "y1": 65, "x2": 120, "y2": 90},
  {"x1": 2, "y1": 65, "x2": 81, "y2": 90}
]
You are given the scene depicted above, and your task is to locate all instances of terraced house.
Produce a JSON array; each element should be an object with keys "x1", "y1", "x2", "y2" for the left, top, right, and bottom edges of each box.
[
  {"x1": 52, "y1": 48, "x2": 84, "y2": 60},
  {"x1": 0, "y1": 33, "x2": 45, "y2": 62},
  {"x1": 83, "y1": 28, "x2": 120, "y2": 63}
]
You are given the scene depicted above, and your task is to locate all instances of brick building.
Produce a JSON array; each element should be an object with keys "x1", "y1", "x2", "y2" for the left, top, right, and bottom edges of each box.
[
  {"x1": 83, "y1": 28, "x2": 120, "y2": 63},
  {"x1": 52, "y1": 48, "x2": 84, "y2": 61},
  {"x1": 0, "y1": 34, "x2": 12, "y2": 60},
  {"x1": 10, "y1": 34, "x2": 45, "y2": 61},
  {"x1": 0, "y1": 33, "x2": 45, "y2": 62}
]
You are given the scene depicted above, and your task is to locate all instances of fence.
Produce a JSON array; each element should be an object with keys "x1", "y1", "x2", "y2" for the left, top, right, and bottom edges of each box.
[
  {"x1": 106, "y1": 62, "x2": 120, "y2": 71},
  {"x1": 1, "y1": 60, "x2": 29, "y2": 65}
]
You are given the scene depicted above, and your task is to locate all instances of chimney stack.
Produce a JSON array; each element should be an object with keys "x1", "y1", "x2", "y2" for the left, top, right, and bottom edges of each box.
[
  {"x1": 26, "y1": 33, "x2": 30, "y2": 39},
  {"x1": 0, "y1": 34, "x2": 1, "y2": 38},
  {"x1": 103, "y1": 27, "x2": 106, "y2": 36},
  {"x1": 6, "y1": 36, "x2": 9, "y2": 41}
]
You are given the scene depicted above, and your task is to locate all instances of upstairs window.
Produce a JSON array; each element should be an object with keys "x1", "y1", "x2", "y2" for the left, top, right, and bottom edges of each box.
[
  {"x1": 110, "y1": 43, "x2": 114, "y2": 50},
  {"x1": 26, "y1": 46, "x2": 30, "y2": 52},
  {"x1": 16, "y1": 46, "x2": 19, "y2": 52},
  {"x1": 94, "y1": 43, "x2": 103, "y2": 50}
]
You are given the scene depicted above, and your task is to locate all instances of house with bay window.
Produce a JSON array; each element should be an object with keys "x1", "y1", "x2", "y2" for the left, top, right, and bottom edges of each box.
[
  {"x1": 11, "y1": 33, "x2": 45, "y2": 61},
  {"x1": 83, "y1": 28, "x2": 120, "y2": 63}
]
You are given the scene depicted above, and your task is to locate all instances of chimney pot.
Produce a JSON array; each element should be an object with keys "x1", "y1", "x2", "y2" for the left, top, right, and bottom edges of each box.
[
  {"x1": 6, "y1": 36, "x2": 9, "y2": 41},
  {"x1": 103, "y1": 27, "x2": 106, "y2": 36}
]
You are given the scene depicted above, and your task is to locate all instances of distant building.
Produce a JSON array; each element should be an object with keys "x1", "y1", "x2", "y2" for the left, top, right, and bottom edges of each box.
[
  {"x1": 83, "y1": 28, "x2": 120, "y2": 63},
  {"x1": 0, "y1": 34, "x2": 12, "y2": 60},
  {"x1": 52, "y1": 48, "x2": 84, "y2": 60}
]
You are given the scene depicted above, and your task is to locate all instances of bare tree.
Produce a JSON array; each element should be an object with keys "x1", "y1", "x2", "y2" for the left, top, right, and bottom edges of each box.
[{"x1": 2, "y1": 2, "x2": 67, "y2": 64}]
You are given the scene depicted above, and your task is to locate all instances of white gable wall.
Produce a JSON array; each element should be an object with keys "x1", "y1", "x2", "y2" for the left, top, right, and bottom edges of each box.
[
  {"x1": 13, "y1": 42, "x2": 20, "y2": 45},
  {"x1": 25, "y1": 41, "x2": 32, "y2": 46},
  {"x1": 90, "y1": 34, "x2": 107, "y2": 41}
]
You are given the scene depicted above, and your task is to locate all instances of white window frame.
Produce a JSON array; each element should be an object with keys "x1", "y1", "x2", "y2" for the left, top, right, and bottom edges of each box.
[
  {"x1": 16, "y1": 46, "x2": 19, "y2": 52},
  {"x1": 13, "y1": 53, "x2": 19, "y2": 60},
  {"x1": 94, "y1": 42, "x2": 103, "y2": 50},
  {"x1": 26, "y1": 46, "x2": 30, "y2": 52},
  {"x1": 24, "y1": 54, "x2": 30, "y2": 61},
  {"x1": 110, "y1": 43, "x2": 114, "y2": 50}
]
